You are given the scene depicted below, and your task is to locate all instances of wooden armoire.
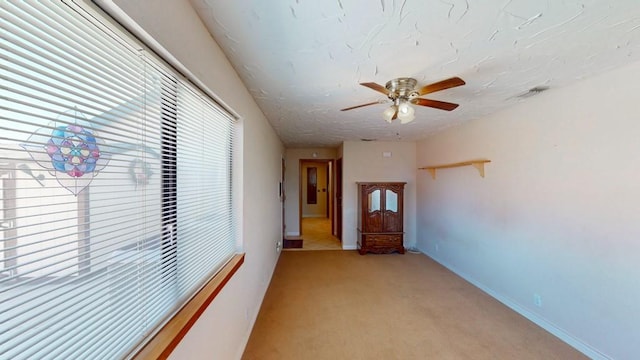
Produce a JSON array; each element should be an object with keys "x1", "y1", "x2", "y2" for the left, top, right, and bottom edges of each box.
[{"x1": 356, "y1": 182, "x2": 405, "y2": 255}]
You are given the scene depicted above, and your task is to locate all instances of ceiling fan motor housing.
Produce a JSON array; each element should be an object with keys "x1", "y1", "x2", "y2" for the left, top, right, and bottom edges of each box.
[{"x1": 385, "y1": 77, "x2": 419, "y2": 101}]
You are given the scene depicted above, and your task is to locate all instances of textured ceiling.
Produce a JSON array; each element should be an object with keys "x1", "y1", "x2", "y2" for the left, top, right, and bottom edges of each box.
[{"x1": 190, "y1": 0, "x2": 640, "y2": 148}]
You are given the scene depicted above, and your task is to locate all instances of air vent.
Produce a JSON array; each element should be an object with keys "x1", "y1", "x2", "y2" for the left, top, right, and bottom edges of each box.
[{"x1": 516, "y1": 86, "x2": 550, "y2": 99}]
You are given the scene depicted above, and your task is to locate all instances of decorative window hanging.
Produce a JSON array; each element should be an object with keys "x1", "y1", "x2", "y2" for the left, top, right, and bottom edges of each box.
[{"x1": 21, "y1": 108, "x2": 111, "y2": 196}]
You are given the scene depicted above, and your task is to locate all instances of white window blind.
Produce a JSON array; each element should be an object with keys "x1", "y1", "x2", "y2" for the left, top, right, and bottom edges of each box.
[{"x1": 1, "y1": 1, "x2": 236, "y2": 359}]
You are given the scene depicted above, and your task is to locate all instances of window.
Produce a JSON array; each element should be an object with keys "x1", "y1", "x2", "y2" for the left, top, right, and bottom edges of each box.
[{"x1": 1, "y1": 2, "x2": 236, "y2": 359}]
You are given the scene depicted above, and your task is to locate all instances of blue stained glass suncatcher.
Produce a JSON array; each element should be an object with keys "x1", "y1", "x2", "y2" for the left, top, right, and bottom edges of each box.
[{"x1": 21, "y1": 109, "x2": 111, "y2": 196}]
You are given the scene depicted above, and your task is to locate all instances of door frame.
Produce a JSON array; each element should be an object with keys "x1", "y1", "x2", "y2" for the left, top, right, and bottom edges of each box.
[
  {"x1": 335, "y1": 157, "x2": 342, "y2": 241},
  {"x1": 298, "y1": 159, "x2": 334, "y2": 237},
  {"x1": 281, "y1": 156, "x2": 286, "y2": 241}
]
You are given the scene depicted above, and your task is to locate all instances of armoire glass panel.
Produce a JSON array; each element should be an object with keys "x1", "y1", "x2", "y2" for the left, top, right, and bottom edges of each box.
[
  {"x1": 368, "y1": 189, "x2": 381, "y2": 212},
  {"x1": 386, "y1": 189, "x2": 398, "y2": 212}
]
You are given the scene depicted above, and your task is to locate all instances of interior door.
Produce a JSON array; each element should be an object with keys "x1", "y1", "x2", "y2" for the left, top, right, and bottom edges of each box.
[
  {"x1": 307, "y1": 167, "x2": 317, "y2": 204},
  {"x1": 281, "y1": 157, "x2": 286, "y2": 240},
  {"x1": 335, "y1": 158, "x2": 342, "y2": 240}
]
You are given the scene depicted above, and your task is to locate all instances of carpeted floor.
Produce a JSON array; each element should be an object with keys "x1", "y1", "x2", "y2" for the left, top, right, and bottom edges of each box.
[{"x1": 242, "y1": 251, "x2": 587, "y2": 360}]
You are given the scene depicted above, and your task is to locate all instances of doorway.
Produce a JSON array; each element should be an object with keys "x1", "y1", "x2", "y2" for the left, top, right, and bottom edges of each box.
[{"x1": 298, "y1": 159, "x2": 341, "y2": 250}]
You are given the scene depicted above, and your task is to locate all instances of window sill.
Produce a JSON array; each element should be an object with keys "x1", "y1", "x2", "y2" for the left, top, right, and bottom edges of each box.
[{"x1": 133, "y1": 253, "x2": 245, "y2": 359}]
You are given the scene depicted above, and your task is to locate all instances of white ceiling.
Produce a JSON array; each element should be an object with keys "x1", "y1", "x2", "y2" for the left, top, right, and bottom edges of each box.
[{"x1": 190, "y1": 0, "x2": 640, "y2": 148}]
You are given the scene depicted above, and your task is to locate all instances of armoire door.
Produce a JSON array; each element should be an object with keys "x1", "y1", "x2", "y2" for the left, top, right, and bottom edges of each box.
[
  {"x1": 364, "y1": 185, "x2": 383, "y2": 233},
  {"x1": 382, "y1": 185, "x2": 403, "y2": 233}
]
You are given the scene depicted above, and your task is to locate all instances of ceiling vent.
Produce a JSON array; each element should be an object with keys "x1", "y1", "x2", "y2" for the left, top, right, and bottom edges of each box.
[{"x1": 516, "y1": 86, "x2": 550, "y2": 99}]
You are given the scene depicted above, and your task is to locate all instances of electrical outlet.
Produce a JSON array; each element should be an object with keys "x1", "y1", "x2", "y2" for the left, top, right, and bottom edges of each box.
[{"x1": 533, "y1": 293, "x2": 542, "y2": 307}]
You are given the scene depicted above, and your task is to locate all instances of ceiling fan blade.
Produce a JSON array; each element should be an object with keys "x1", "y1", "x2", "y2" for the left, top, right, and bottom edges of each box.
[
  {"x1": 340, "y1": 101, "x2": 382, "y2": 111},
  {"x1": 418, "y1": 77, "x2": 465, "y2": 96},
  {"x1": 412, "y1": 98, "x2": 459, "y2": 111},
  {"x1": 360, "y1": 82, "x2": 390, "y2": 96}
]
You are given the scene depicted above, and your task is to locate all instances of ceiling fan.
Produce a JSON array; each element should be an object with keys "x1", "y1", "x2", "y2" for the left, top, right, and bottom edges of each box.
[{"x1": 340, "y1": 77, "x2": 465, "y2": 124}]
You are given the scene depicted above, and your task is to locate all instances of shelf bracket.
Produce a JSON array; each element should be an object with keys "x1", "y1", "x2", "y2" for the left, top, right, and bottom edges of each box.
[
  {"x1": 471, "y1": 161, "x2": 486, "y2": 178},
  {"x1": 419, "y1": 159, "x2": 491, "y2": 179}
]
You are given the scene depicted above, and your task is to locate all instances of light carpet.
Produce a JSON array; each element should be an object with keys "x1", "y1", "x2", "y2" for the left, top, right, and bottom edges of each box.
[{"x1": 242, "y1": 251, "x2": 587, "y2": 360}]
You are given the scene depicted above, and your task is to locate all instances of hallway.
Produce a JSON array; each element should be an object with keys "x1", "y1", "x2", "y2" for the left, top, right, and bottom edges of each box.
[{"x1": 288, "y1": 218, "x2": 341, "y2": 251}]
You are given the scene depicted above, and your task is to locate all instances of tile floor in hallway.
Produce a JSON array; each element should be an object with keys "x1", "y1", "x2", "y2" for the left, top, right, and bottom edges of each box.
[{"x1": 286, "y1": 217, "x2": 342, "y2": 251}]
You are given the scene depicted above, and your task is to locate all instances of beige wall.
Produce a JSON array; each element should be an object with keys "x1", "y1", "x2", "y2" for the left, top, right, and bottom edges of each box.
[
  {"x1": 416, "y1": 61, "x2": 640, "y2": 359},
  {"x1": 342, "y1": 141, "x2": 417, "y2": 250},
  {"x1": 284, "y1": 148, "x2": 337, "y2": 236},
  {"x1": 110, "y1": 1, "x2": 285, "y2": 359}
]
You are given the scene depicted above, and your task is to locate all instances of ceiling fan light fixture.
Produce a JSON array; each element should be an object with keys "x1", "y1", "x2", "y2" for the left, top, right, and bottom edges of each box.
[
  {"x1": 398, "y1": 101, "x2": 414, "y2": 115},
  {"x1": 399, "y1": 113, "x2": 416, "y2": 124},
  {"x1": 382, "y1": 105, "x2": 397, "y2": 123},
  {"x1": 396, "y1": 101, "x2": 415, "y2": 123}
]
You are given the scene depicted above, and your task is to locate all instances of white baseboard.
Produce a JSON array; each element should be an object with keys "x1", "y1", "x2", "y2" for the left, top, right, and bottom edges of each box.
[
  {"x1": 285, "y1": 231, "x2": 300, "y2": 236},
  {"x1": 421, "y1": 250, "x2": 611, "y2": 360},
  {"x1": 342, "y1": 245, "x2": 357, "y2": 250}
]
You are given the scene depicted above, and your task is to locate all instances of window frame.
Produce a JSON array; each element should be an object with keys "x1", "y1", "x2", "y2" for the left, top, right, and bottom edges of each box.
[{"x1": 1, "y1": 0, "x2": 243, "y2": 357}]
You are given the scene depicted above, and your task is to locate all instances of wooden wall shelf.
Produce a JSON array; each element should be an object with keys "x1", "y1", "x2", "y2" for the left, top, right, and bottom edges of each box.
[{"x1": 419, "y1": 160, "x2": 491, "y2": 179}]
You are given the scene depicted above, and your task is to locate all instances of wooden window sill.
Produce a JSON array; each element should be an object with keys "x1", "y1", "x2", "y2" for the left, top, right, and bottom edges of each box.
[{"x1": 133, "y1": 253, "x2": 245, "y2": 360}]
